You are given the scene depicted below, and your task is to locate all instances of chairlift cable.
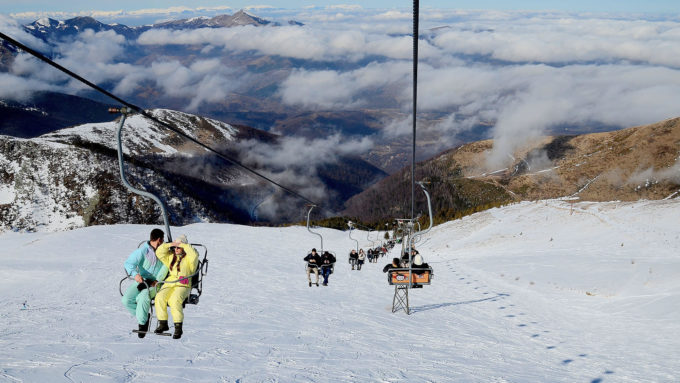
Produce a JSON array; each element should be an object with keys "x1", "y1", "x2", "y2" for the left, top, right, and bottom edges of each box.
[
  {"x1": 0, "y1": 31, "x2": 319, "y2": 207},
  {"x1": 411, "y1": 0, "x2": 419, "y2": 221}
]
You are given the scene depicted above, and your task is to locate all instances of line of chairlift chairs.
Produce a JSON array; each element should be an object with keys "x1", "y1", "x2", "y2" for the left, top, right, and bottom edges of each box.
[{"x1": 305, "y1": 182, "x2": 435, "y2": 315}]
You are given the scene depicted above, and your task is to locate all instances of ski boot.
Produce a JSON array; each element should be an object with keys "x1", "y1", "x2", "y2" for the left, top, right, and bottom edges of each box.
[
  {"x1": 138, "y1": 314, "x2": 151, "y2": 338},
  {"x1": 173, "y1": 323, "x2": 183, "y2": 339},
  {"x1": 154, "y1": 320, "x2": 169, "y2": 334}
]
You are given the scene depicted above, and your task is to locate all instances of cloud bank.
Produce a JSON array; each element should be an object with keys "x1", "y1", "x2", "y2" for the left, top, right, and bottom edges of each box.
[{"x1": 4, "y1": 8, "x2": 680, "y2": 171}]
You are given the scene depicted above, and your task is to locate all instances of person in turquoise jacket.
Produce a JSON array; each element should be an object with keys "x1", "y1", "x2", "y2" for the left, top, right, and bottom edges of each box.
[{"x1": 121, "y1": 228, "x2": 168, "y2": 338}]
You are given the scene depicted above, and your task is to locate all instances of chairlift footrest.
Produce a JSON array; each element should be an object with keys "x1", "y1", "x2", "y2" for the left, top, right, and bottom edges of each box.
[{"x1": 133, "y1": 329, "x2": 172, "y2": 336}]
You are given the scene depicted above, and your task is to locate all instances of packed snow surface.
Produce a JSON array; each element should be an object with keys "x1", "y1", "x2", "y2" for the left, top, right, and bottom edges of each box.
[{"x1": 1, "y1": 199, "x2": 678, "y2": 382}]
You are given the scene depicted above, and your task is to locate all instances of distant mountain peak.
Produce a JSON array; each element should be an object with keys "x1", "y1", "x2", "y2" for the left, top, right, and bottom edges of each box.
[
  {"x1": 26, "y1": 17, "x2": 61, "y2": 31},
  {"x1": 35, "y1": 17, "x2": 59, "y2": 27},
  {"x1": 151, "y1": 11, "x2": 271, "y2": 29},
  {"x1": 23, "y1": 15, "x2": 140, "y2": 41},
  {"x1": 204, "y1": 10, "x2": 271, "y2": 28}
]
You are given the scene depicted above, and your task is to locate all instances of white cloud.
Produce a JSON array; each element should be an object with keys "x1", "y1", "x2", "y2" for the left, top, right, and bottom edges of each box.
[
  {"x1": 326, "y1": 5, "x2": 363, "y2": 11},
  {"x1": 430, "y1": 15, "x2": 680, "y2": 67},
  {"x1": 374, "y1": 10, "x2": 411, "y2": 20},
  {"x1": 241, "y1": 5, "x2": 275, "y2": 11},
  {"x1": 138, "y1": 25, "x2": 328, "y2": 60},
  {"x1": 57, "y1": 29, "x2": 126, "y2": 65},
  {"x1": 0, "y1": 73, "x2": 57, "y2": 100},
  {"x1": 145, "y1": 59, "x2": 241, "y2": 111},
  {"x1": 278, "y1": 69, "x2": 356, "y2": 109},
  {"x1": 233, "y1": 133, "x2": 375, "y2": 211},
  {"x1": 627, "y1": 162, "x2": 680, "y2": 186},
  {"x1": 128, "y1": 6, "x2": 193, "y2": 16},
  {"x1": 278, "y1": 61, "x2": 410, "y2": 109},
  {"x1": 5, "y1": 28, "x2": 243, "y2": 112},
  {"x1": 136, "y1": 23, "x2": 437, "y2": 62},
  {"x1": 382, "y1": 115, "x2": 412, "y2": 139},
  {"x1": 240, "y1": 134, "x2": 373, "y2": 170}
]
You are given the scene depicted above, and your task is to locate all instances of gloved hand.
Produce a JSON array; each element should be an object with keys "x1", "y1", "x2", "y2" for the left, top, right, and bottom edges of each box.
[{"x1": 137, "y1": 279, "x2": 156, "y2": 291}]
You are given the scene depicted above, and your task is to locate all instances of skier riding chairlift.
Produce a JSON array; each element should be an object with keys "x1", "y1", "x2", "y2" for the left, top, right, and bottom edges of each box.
[
  {"x1": 112, "y1": 107, "x2": 209, "y2": 334},
  {"x1": 305, "y1": 205, "x2": 336, "y2": 284},
  {"x1": 119, "y1": 241, "x2": 209, "y2": 307}
]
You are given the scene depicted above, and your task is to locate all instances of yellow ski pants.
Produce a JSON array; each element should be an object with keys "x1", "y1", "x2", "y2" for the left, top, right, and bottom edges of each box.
[{"x1": 154, "y1": 285, "x2": 189, "y2": 323}]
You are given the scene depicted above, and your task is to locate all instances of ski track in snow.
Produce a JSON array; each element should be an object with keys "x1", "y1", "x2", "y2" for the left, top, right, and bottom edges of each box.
[{"x1": 1, "y1": 200, "x2": 679, "y2": 382}]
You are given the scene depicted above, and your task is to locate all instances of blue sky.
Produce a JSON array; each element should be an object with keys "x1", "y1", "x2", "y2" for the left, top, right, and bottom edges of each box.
[{"x1": 1, "y1": 0, "x2": 680, "y2": 15}]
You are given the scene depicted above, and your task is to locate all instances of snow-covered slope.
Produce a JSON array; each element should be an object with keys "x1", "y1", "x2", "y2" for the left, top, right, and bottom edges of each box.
[
  {"x1": 0, "y1": 108, "x2": 244, "y2": 232},
  {"x1": 0, "y1": 199, "x2": 677, "y2": 381},
  {"x1": 42, "y1": 108, "x2": 238, "y2": 156}
]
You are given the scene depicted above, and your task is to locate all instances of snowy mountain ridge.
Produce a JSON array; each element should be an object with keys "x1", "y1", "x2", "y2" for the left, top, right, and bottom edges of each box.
[
  {"x1": 20, "y1": 10, "x2": 278, "y2": 43},
  {"x1": 42, "y1": 108, "x2": 238, "y2": 156},
  {"x1": 0, "y1": 108, "x2": 247, "y2": 232}
]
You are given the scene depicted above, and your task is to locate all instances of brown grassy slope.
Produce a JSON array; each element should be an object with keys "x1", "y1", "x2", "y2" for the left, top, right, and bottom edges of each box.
[
  {"x1": 344, "y1": 117, "x2": 680, "y2": 226},
  {"x1": 462, "y1": 117, "x2": 680, "y2": 201}
]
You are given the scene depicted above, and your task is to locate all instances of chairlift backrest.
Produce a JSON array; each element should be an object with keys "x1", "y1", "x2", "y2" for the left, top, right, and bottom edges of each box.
[
  {"x1": 187, "y1": 243, "x2": 208, "y2": 304},
  {"x1": 387, "y1": 267, "x2": 433, "y2": 285}
]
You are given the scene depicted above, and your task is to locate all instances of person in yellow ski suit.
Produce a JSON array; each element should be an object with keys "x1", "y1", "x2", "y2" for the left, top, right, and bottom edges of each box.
[{"x1": 153, "y1": 234, "x2": 198, "y2": 339}]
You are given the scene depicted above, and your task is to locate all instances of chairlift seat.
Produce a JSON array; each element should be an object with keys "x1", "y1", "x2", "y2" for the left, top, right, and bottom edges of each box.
[
  {"x1": 320, "y1": 262, "x2": 335, "y2": 274},
  {"x1": 305, "y1": 262, "x2": 320, "y2": 270},
  {"x1": 387, "y1": 267, "x2": 433, "y2": 285}
]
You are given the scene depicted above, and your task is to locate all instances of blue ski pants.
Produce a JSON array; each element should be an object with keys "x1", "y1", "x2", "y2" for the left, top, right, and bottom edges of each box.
[
  {"x1": 321, "y1": 267, "x2": 332, "y2": 284},
  {"x1": 121, "y1": 283, "x2": 157, "y2": 325}
]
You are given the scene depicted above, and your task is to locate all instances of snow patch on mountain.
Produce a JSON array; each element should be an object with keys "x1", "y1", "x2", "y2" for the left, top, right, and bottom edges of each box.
[
  {"x1": 41, "y1": 108, "x2": 238, "y2": 156},
  {"x1": 0, "y1": 183, "x2": 14, "y2": 204}
]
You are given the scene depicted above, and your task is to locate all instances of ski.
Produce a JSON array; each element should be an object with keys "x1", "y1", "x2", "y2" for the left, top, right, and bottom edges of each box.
[{"x1": 132, "y1": 329, "x2": 172, "y2": 336}]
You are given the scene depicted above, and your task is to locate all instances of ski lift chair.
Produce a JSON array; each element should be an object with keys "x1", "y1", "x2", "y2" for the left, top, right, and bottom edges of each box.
[
  {"x1": 387, "y1": 267, "x2": 434, "y2": 286},
  {"x1": 305, "y1": 250, "x2": 336, "y2": 274},
  {"x1": 305, "y1": 205, "x2": 338, "y2": 275},
  {"x1": 112, "y1": 108, "x2": 208, "y2": 336},
  {"x1": 387, "y1": 182, "x2": 435, "y2": 315},
  {"x1": 119, "y1": 242, "x2": 209, "y2": 308},
  {"x1": 386, "y1": 266, "x2": 434, "y2": 315}
]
